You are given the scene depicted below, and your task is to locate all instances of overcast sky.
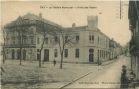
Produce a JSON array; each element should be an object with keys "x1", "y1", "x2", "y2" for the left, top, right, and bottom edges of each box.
[{"x1": 1, "y1": 1, "x2": 131, "y2": 46}]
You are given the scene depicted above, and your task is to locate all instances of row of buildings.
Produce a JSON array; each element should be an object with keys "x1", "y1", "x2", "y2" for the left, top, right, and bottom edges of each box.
[
  {"x1": 2, "y1": 13, "x2": 124, "y2": 63},
  {"x1": 128, "y1": 1, "x2": 139, "y2": 82}
]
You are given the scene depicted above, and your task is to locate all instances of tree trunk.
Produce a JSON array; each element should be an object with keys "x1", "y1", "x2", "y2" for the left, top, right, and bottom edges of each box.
[
  {"x1": 20, "y1": 48, "x2": 22, "y2": 65},
  {"x1": 60, "y1": 52, "x2": 63, "y2": 69},
  {"x1": 19, "y1": 31, "x2": 22, "y2": 65},
  {"x1": 39, "y1": 51, "x2": 42, "y2": 68},
  {"x1": 3, "y1": 47, "x2": 5, "y2": 64}
]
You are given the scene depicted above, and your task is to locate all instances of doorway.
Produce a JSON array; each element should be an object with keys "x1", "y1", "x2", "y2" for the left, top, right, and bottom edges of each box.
[{"x1": 89, "y1": 49, "x2": 94, "y2": 62}]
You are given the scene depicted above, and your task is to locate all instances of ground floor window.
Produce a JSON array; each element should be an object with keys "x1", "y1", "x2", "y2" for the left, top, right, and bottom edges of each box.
[
  {"x1": 12, "y1": 49, "x2": 15, "y2": 59},
  {"x1": 23, "y1": 49, "x2": 26, "y2": 60},
  {"x1": 37, "y1": 54, "x2": 40, "y2": 60},
  {"x1": 54, "y1": 49, "x2": 58, "y2": 57},
  {"x1": 64, "y1": 49, "x2": 68, "y2": 58},
  {"x1": 17, "y1": 49, "x2": 20, "y2": 59},
  {"x1": 75, "y1": 49, "x2": 79, "y2": 58}
]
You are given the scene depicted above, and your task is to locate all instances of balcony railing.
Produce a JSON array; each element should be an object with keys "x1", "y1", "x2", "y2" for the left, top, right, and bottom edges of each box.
[{"x1": 4, "y1": 44, "x2": 36, "y2": 48}]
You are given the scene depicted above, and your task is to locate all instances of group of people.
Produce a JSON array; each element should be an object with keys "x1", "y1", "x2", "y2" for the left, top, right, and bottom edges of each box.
[{"x1": 120, "y1": 65, "x2": 136, "y2": 88}]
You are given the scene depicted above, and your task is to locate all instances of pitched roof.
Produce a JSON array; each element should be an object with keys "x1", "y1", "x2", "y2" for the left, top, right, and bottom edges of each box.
[
  {"x1": 5, "y1": 13, "x2": 62, "y2": 28},
  {"x1": 22, "y1": 13, "x2": 61, "y2": 27}
]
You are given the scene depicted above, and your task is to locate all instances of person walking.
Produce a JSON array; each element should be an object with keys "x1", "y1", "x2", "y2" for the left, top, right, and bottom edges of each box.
[{"x1": 120, "y1": 65, "x2": 129, "y2": 88}]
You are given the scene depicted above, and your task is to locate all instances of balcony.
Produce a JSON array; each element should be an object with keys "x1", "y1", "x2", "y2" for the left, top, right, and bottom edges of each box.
[{"x1": 4, "y1": 44, "x2": 36, "y2": 48}]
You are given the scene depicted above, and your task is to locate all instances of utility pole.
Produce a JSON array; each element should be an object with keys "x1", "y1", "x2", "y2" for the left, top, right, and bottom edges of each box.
[{"x1": 120, "y1": 0, "x2": 122, "y2": 19}]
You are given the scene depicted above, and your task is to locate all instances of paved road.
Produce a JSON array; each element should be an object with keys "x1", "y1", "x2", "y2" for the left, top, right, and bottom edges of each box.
[{"x1": 64, "y1": 55, "x2": 130, "y2": 88}]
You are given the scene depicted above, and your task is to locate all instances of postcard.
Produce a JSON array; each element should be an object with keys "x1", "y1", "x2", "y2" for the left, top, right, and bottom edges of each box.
[{"x1": 1, "y1": 0, "x2": 139, "y2": 89}]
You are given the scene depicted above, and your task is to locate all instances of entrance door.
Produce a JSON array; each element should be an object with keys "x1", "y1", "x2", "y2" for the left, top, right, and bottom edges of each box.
[
  {"x1": 23, "y1": 50, "x2": 26, "y2": 60},
  {"x1": 89, "y1": 54, "x2": 94, "y2": 62},
  {"x1": 89, "y1": 49, "x2": 94, "y2": 62},
  {"x1": 44, "y1": 49, "x2": 49, "y2": 62}
]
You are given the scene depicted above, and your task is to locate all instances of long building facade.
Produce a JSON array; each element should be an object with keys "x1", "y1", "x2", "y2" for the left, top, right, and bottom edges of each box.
[
  {"x1": 128, "y1": 1, "x2": 139, "y2": 81},
  {"x1": 3, "y1": 13, "x2": 123, "y2": 64}
]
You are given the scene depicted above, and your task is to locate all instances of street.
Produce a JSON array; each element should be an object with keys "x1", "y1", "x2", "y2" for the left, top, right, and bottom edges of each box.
[
  {"x1": 63, "y1": 55, "x2": 130, "y2": 88},
  {"x1": 1, "y1": 55, "x2": 130, "y2": 89}
]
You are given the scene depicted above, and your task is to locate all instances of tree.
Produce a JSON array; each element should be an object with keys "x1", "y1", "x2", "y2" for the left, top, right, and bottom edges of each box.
[
  {"x1": 2, "y1": 28, "x2": 7, "y2": 64},
  {"x1": 52, "y1": 29, "x2": 77, "y2": 69},
  {"x1": 37, "y1": 23, "x2": 52, "y2": 68},
  {"x1": 18, "y1": 29, "x2": 23, "y2": 65},
  {"x1": 38, "y1": 28, "x2": 47, "y2": 68},
  {"x1": 36, "y1": 21, "x2": 77, "y2": 68}
]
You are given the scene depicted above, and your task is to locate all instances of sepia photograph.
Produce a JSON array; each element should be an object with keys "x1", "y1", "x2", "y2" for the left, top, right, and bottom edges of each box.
[{"x1": 0, "y1": 0, "x2": 139, "y2": 89}]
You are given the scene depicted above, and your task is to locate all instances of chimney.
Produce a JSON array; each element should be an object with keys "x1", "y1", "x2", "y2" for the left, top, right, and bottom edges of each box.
[
  {"x1": 87, "y1": 16, "x2": 98, "y2": 30},
  {"x1": 72, "y1": 23, "x2": 76, "y2": 28},
  {"x1": 39, "y1": 13, "x2": 42, "y2": 18}
]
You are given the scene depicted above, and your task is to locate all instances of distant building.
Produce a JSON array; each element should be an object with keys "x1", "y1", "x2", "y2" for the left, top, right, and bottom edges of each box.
[
  {"x1": 128, "y1": 1, "x2": 139, "y2": 81},
  {"x1": 3, "y1": 13, "x2": 123, "y2": 63}
]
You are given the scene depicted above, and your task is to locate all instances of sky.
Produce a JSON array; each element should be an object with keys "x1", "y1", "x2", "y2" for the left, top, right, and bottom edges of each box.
[{"x1": 1, "y1": 1, "x2": 131, "y2": 46}]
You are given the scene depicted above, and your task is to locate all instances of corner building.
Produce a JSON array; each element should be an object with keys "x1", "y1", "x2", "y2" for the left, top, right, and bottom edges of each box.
[{"x1": 3, "y1": 13, "x2": 123, "y2": 63}]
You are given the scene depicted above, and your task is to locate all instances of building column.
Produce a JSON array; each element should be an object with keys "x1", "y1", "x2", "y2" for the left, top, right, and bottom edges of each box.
[{"x1": 137, "y1": 56, "x2": 139, "y2": 80}]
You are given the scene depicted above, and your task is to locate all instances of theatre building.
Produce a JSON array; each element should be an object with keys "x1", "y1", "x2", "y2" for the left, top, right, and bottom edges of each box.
[{"x1": 3, "y1": 13, "x2": 122, "y2": 63}]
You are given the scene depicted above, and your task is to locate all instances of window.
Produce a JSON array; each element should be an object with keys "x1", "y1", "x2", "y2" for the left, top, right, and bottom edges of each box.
[
  {"x1": 37, "y1": 49, "x2": 40, "y2": 52},
  {"x1": 89, "y1": 35, "x2": 91, "y2": 41},
  {"x1": 99, "y1": 50, "x2": 101, "y2": 58},
  {"x1": 55, "y1": 36, "x2": 58, "y2": 42},
  {"x1": 12, "y1": 37, "x2": 15, "y2": 45},
  {"x1": 30, "y1": 37, "x2": 34, "y2": 44},
  {"x1": 45, "y1": 37, "x2": 48, "y2": 44},
  {"x1": 104, "y1": 51, "x2": 105, "y2": 58},
  {"x1": 37, "y1": 38, "x2": 40, "y2": 44},
  {"x1": 89, "y1": 35, "x2": 94, "y2": 43},
  {"x1": 23, "y1": 36, "x2": 27, "y2": 45},
  {"x1": 136, "y1": 21, "x2": 139, "y2": 33},
  {"x1": 12, "y1": 49, "x2": 15, "y2": 59},
  {"x1": 98, "y1": 36, "x2": 99, "y2": 44},
  {"x1": 13, "y1": 39, "x2": 15, "y2": 45},
  {"x1": 76, "y1": 35, "x2": 79, "y2": 42},
  {"x1": 54, "y1": 49, "x2": 58, "y2": 57},
  {"x1": 64, "y1": 49, "x2": 68, "y2": 58},
  {"x1": 17, "y1": 50, "x2": 20, "y2": 59},
  {"x1": 75, "y1": 49, "x2": 79, "y2": 58},
  {"x1": 30, "y1": 49, "x2": 32, "y2": 54},
  {"x1": 89, "y1": 49, "x2": 94, "y2": 53},
  {"x1": 92, "y1": 35, "x2": 94, "y2": 42},
  {"x1": 101, "y1": 50, "x2": 103, "y2": 58},
  {"x1": 65, "y1": 36, "x2": 68, "y2": 42},
  {"x1": 37, "y1": 54, "x2": 40, "y2": 60}
]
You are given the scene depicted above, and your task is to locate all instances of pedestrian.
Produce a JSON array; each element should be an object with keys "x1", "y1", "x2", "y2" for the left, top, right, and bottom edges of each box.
[
  {"x1": 53, "y1": 59, "x2": 56, "y2": 66},
  {"x1": 120, "y1": 66, "x2": 129, "y2": 88}
]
